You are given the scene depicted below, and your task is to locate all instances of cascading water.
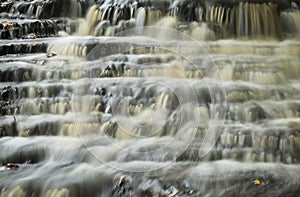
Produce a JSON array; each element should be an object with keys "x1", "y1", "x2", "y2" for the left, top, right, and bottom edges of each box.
[{"x1": 1, "y1": 0, "x2": 300, "y2": 196}]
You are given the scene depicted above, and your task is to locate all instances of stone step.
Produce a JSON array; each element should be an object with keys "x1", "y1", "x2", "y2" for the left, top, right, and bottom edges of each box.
[
  {"x1": 1, "y1": 52, "x2": 299, "y2": 85},
  {"x1": 4, "y1": 37, "x2": 292, "y2": 61},
  {"x1": 2, "y1": 84, "x2": 300, "y2": 124},
  {"x1": 0, "y1": 19, "x2": 58, "y2": 39},
  {"x1": 0, "y1": 0, "x2": 93, "y2": 19},
  {"x1": 205, "y1": 40, "x2": 300, "y2": 57},
  {"x1": 1, "y1": 78, "x2": 300, "y2": 114},
  {"x1": 45, "y1": 37, "x2": 300, "y2": 58},
  {"x1": 225, "y1": 100, "x2": 300, "y2": 122},
  {"x1": 1, "y1": 114, "x2": 300, "y2": 164},
  {"x1": 0, "y1": 43, "x2": 48, "y2": 56}
]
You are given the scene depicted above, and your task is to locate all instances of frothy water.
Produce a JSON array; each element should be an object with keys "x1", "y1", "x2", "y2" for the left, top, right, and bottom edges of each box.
[{"x1": 1, "y1": 0, "x2": 300, "y2": 196}]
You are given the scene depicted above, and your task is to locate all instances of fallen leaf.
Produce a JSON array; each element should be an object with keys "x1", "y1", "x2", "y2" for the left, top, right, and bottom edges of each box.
[{"x1": 253, "y1": 179, "x2": 261, "y2": 185}]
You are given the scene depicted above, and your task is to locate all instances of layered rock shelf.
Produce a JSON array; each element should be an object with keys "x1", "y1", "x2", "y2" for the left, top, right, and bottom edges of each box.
[{"x1": 0, "y1": 0, "x2": 300, "y2": 196}]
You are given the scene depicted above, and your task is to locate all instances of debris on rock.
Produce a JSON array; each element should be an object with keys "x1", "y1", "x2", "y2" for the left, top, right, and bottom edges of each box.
[
  {"x1": 47, "y1": 52, "x2": 57, "y2": 58},
  {"x1": 2, "y1": 163, "x2": 19, "y2": 171}
]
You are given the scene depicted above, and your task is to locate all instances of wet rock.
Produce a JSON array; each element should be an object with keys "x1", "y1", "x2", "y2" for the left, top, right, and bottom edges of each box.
[
  {"x1": 246, "y1": 104, "x2": 268, "y2": 122},
  {"x1": 101, "y1": 120, "x2": 117, "y2": 137},
  {"x1": 0, "y1": 20, "x2": 58, "y2": 39},
  {"x1": 166, "y1": 186, "x2": 179, "y2": 197},
  {"x1": 112, "y1": 175, "x2": 132, "y2": 197},
  {"x1": 46, "y1": 52, "x2": 57, "y2": 58},
  {"x1": 2, "y1": 163, "x2": 19, "y2": 170},
  {"x1": 0, "y1": 0, "x2": 93, "y2": 19},
  {"x1": 0, "y1": 42, "x2": 48, "y2": 56},
  {"x1": 95, "y1": 87, "x2": 107, "y2": 96}
]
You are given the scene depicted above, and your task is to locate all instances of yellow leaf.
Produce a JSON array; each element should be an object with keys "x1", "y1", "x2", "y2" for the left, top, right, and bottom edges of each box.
[{"x1": 253, "y1": 179, "x2": 261, "y2": 185}]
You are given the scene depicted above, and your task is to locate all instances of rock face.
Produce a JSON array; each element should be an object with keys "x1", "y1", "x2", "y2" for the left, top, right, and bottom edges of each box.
[
  {"x1": 0, "y1": 0, "x2": 300, "y2": 196},
  {"x1": 0, "y1": 0, "x2": 91, "y2": 19},
  {"x1": 2, "y1": 0, "x2": 299, "y2": 40}
]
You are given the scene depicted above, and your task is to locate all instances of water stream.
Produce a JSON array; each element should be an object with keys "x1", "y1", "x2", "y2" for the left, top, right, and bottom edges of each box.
[{"x1": 0, "y1": 0, "x2": 300, "y2": 196}]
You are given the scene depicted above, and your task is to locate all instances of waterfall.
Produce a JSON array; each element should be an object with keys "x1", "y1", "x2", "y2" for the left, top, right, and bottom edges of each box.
[
  {"x1": 135, "y1": 8, "x2": 146, "y2": 35},
  {"x1": 73, "y1": 0, "x2": 300, "y2": 39},
  {"x1": 1, "y1": 0, "x2": 300, "y2": 196}
]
